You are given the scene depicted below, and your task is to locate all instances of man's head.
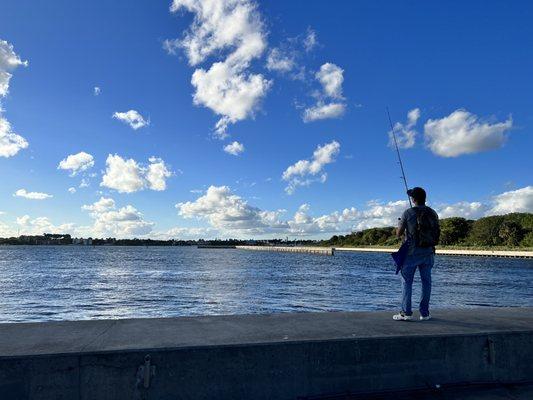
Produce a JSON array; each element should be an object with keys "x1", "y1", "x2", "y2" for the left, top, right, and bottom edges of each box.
[{"x1": 407, "y1": 187, "x2": 426, "y2": 206}]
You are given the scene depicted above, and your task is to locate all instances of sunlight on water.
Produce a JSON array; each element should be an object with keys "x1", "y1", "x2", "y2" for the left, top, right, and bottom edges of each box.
[{"x1": 0, "y1": 246, "x2": 531, "y2": 322}]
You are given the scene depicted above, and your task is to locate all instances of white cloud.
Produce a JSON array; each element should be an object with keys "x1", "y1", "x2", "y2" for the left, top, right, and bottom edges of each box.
[
  {"x1": 68, "y1": 187, "x2": 76, "y2": 194},
  {"x1": 424, "y1": 109, "x2": 512, "y2": 157},
  {"x1": 177, "y1": 187, "x2": 408, "y2": 238},
  {"x1": 167, "y1": 0, "x2": 270, "y2": 138},
  {"x1": 82, "y1": 197, "x2": 154, "y2": 238},
  {"x1": 93, "y1": 86, "x2": 101, "y2": 96},
  {"x1": 420, "y1": 186, "x2": 533, "y2": 220},
  {"x1": 303, "y1": 28, "x2": 318, "y2": 52},
  {"x1": 282, "y1": 140, "x2": 340, "y2": 194},
  {"x1": 13, "y1": 189, "x2": 53, "y2": 200},
  {"x1": 112, "y1": 110, "x2": 149, "y2": 130},
  {"x1": 223, "y1": 141, "x2": 245, "y2": 155},
  {"x1": 487, "y1": 186, "x2": 533, "y2": 215},
  {"x1": 303, "y1": 63, "x2": 346, "y2": 122},
  {"x1": 101, "y1": 155, "x2": 144, "y2": 193},
  {"x1": 146, "y1": 156, "x2": 173, "y2": 191},
  {"x1": 0, "y1": 116, "x2": 28, "y2": 157},
  {"x1": 303, "y1": 102, "x2": 345, "y2": 122},
  {"x1": 177, "y1": 185, "x2": 287, "y2": 235},
  {"x1": 58, "y1": 151, "x2": 95, "y2": 176},
  {"x1": 79, "y1": 178, "x2": 90, "y2": 188},
  {"x1": 316, "y1": 63, "x2": 344, "y2": 99},
  {"x1": 437, "y1": 201, "x2": 486, "y2": 219},
  {"x1": 174, "y1": 185, "x2": 533, "y2": 238},
  {"x1": 0, "y1": 39, "x2": 29, "y2": 158},
  {"x1": 100, "y1": 154, "x2": 173, "y2": 193},
  {"x1": 389, "y1": 108, "x2": 420, "y2": 149},
  {"x1": 266, "y1": 27, "x2": 317, "y2": 78},
  {"x1": 266, "y1": 48, "x2": 296, "y2": 73},
  {"x1": 152, "y1": 226, "x2": 219, "y2": 240},
  {"x1": 192, "y1": 60, "x2": 271, "y2": 139},
  {"x1": 15, "y1": 215, "x2": 75, "y2": 235},
  {"x1": 0, "y1": 39, "x2": 28, "y2": 97}
]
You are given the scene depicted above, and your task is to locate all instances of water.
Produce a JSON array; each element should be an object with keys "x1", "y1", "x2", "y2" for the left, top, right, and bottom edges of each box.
[{"x1": 0, "y1": 246, "x2": 532, "y2": 323}]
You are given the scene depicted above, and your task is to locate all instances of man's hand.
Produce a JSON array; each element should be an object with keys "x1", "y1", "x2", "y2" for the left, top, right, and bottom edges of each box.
[{"x1": 396, "y1": 217, "x2": 405, "y2": 238}]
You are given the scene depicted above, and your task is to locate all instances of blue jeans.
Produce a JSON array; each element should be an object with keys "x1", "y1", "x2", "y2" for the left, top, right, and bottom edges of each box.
[{"x1": 400, "y1": 253, "x2": 434, "y2": 317}]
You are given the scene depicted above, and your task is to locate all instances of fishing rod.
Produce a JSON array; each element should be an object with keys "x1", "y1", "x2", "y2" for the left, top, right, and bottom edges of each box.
[{"x1": 386, "y1": 107, "x2": 412, "y2": 208}]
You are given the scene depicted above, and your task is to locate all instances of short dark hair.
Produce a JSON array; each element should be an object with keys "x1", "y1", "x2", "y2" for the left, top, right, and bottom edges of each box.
[{"x1": 407, "y1": 187, "x2": 426, "y2": 204}]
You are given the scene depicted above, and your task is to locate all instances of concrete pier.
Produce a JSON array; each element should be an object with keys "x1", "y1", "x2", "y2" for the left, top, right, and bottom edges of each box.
[
  {"x1": 1, "y1": 307, "x2": 532, "y2": 399},
  {"x1": 236, "y1": 245, "x2": 334, "y2": 255},
  {"x1": 335, "y1": 247, "x2": 533, "y2": 258}
]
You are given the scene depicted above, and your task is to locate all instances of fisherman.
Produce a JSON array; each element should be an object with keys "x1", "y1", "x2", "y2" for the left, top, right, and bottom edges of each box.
[{"x1": 393, "y1": 187, "x2": 440, "y2": 321}]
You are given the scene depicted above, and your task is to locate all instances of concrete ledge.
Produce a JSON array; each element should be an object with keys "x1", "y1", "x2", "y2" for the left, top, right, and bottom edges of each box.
[{"x1": 1, "y1": 308, "x2": 532, "y2": 399}]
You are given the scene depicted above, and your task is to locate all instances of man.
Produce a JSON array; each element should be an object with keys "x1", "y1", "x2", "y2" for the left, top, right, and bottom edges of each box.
[{"x1": 393, "y1": 187, "x2": 440, "y2": 321}]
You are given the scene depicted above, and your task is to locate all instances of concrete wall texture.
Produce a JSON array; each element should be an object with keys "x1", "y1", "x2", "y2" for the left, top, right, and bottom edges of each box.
[{"x1": 1, "y1": 308, "x2": 532, "y2": 400}]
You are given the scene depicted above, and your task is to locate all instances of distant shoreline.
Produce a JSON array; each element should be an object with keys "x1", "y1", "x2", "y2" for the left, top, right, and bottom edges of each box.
[{"x1": 0, "y1": 241, "x2": 533, "y2": 254}]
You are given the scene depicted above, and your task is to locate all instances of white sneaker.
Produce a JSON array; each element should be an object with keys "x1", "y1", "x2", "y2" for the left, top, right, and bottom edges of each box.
[
  {"x1": 393, "y1": 312, "x2": 413, "y2": 321},
  {"x1": 420, "y1": 315, "x2": 431, "y2": 321}
]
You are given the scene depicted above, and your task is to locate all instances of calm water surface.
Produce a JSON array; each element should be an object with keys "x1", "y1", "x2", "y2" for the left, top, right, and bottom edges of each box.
[{"x1": 0, "y1": 246, "x2": 532, "y2": 322}]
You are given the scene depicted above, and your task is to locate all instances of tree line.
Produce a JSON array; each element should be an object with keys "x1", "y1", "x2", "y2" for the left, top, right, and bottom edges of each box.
[{"x1": 321, "y1": 213, "x2": 533, "y2": 248}]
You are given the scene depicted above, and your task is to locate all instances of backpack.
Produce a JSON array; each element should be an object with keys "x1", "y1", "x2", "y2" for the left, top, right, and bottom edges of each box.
[{"x1": 415, "y1": 207, "x2": 440, "y2": 247}]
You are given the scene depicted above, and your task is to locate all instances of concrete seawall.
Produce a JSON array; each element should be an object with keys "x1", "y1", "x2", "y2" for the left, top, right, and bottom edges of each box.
[
  {"x1": 1, "y1": 307, "x2": 532, "y2": 399},
  {"x1": 236, "y1": 245, "x2": 334, "y2": 255},
  {"x1": 335, "y1": 247, "x2": 533, "y2": 258},
  {"x1": 233, "y1": 245, "x2": 532, "y2": 258}
]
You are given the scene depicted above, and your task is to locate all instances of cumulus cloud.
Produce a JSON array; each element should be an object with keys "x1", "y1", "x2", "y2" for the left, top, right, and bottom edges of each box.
[
  {"x1": 100, "y1": 154, "x2": 173, "y2": 193},
  {"x1": 15, "y1": 215, "x2": 75, "y2": 235},
  {"x1": 0, "y1": 116, "x2": 28, "y2": 157},
  {"x1": 146, "y1": 157, "x2": 173, "y2": 191},
  {"x1": 82, "y1": 197, "x2": 154, "y2": 238},
  {"x1": 316, "y1": 63, "x2": 344, "y2": 99},
  {"x1": 112, "y1": 110, "x2": 149, "y2": 130},
  {"x1": 166, "y1": 0, "x2": 270, "y2": 138},
  {"x1": 427, "y1": 186, "x2": 533, "y2": 219},
  {"x1": 223, "y1": 141, "x2": 245, "y2": 155},
  {"x1": 266, "y1": 48, "x2": 296, "y2": 73},
  {"x1": 151, "y1": 226, "x2": 220, "y2": 240},
  {"x1": 303, "y1": 63, "x2": 346, "y2": 122},
  {"x1": 487, "y1": 186, "x2": 533, "y2": 215},
  {"x1": 282, "y1": 140, "x2": 340, "y2": 194},
  {"x1": 176, "y1": 186, "x2": 409, "y2": 237},
  {"x1": 437, "y1": 201, "x2": 486, "y2": 219},
  {"x1": 68, "y1": 187, "x2": 76, "y2": 194},
  {"x1": 389, "y1": 108, "x2": 420, "y2": 149},
  {"x1": 424, "y1": 109, "x2": 513, "y2": 157},
  {"x1": 303, "y1": 102, "x2": 345, "y2": 123},
  {"x1": 0, "y1": 39, "x2": 28, "y2": 97},
  {"x1": 0, "y1": 39, "x2": 28, "y2": 158},
  {"x1": 13, "y1": 189, "x2": 53, "y2": 200},
  {"x1": 177, "y1": 185, "x2": 288, "y2": 234},
  {"x1": 58, "y1": 151, "x2": 95, "y2": 176}
]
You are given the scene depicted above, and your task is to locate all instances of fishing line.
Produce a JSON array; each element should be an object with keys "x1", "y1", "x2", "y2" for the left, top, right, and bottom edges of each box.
[{"x1": 386, "y1": 107, "x2": 412, "y2": 208}]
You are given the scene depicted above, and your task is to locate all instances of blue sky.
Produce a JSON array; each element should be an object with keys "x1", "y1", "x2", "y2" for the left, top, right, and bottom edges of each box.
[{"x1": 0, "y1": 0, "x2": 532, "y2": 239}]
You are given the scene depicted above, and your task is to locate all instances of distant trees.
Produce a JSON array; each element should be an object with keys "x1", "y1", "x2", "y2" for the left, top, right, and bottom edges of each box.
[
  {"x1": 323, "y1": 213, "x2": 533, "y2": 248},
  {"x1": 439, "y1": 217, "x2": 471, "y2": 245},
  {"x1": 323, "y1": 227, "x2": 400, "y2": 247},
  {"x1": 498, "y1": 220, "x2": 524, "y2": 247}
]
